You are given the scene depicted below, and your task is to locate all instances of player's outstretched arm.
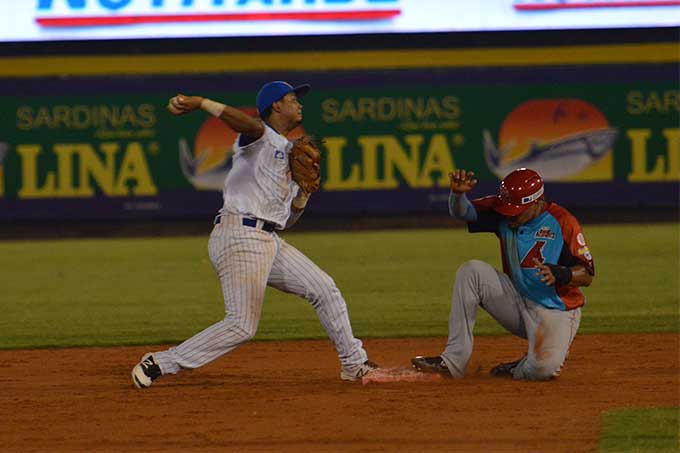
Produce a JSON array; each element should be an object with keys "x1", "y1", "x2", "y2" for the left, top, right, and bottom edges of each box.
[
  {"x1": 168, "y1": 94, "x2": 264, "y2": 139},
  {"x1": 448, "y1": 169, "x2": 478, "y2": 221},
  {"x1": 449, "y1": 169, "x2": 478, "y2": 194}
]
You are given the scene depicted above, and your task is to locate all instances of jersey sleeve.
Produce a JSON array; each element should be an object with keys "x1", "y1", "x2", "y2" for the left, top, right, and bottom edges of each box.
[
  {"x1": 235, "y1": 124, "x2": 286, "y2": 154},
  {"x1": 235, "y1": 129, "x2": 267, "y2": 153},
  {"x1": 238, "y1": 133, "x2": 258, "y2": 147},
  {"x1": 468, "y1": 196, "x2": 502, "y2": 233},
  {"x1": 550, "y1": 204, "x2": 595, "y2": 275},
  {"x1": 449, "y1": 192, "x2": 477, "y2": 221}
]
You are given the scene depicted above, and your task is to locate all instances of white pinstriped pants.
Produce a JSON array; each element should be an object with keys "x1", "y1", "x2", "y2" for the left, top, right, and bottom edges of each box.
[{"x1": 153, "y1": 214, "x2": 368, "y2": 375}]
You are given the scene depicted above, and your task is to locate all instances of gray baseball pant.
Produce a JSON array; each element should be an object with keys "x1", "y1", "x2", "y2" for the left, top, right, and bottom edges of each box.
[{"x1": 440, "y1": 260, "x2": 581, "y2": 380}]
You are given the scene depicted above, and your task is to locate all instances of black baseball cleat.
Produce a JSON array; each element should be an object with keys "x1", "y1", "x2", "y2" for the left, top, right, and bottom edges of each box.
[
  {"x1": 131, "y1": 354, "x2": 162, "y2": 389},
  {"x1": 490, "y1": 358, "x2": 523, "y2": 378},
  {"x1": 411, "y1": 356, "x2": 452, "y2": 376}
]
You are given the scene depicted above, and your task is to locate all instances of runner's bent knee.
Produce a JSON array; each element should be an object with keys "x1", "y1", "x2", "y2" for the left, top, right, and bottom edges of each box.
[
  {"x1": 456, "y1": 260, "x2": 493, "y2": 281},
  {"x1": 517, "y1": 356, "x2": 562, "y2": 381}
]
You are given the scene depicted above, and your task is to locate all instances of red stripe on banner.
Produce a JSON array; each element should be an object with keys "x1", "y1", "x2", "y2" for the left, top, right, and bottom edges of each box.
[
  {"x1": 36, "y1": 9, "x2": 401, "y2": 27},
  {"x1": 515, "y1": 1, "x2": 680, "y2": 10}
]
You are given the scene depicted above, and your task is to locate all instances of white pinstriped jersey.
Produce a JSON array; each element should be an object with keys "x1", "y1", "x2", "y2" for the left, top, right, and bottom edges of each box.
[
  {"x1": 136, "y1": 92, "x2": 373, "y2": 386},
  {"x1": 219, "y1": 125, "x2": 299, "y2": 229}
]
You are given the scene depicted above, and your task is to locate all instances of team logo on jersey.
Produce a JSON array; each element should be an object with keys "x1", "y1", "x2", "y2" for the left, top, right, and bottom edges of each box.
[
  {"x1": 274, "y1": 150, "x2": 285, "y2": 160},
  {"x1": 483, "y1": 99, "x2": 617, "y2": 182},
  {"x1": 576, "y1": 233, "x2": 591, "y2": 259},
  {"x1": 535, "y1": 226, "x2": 555, "y2": 240},
  {"x1": 178, "y1": 109, "x2": 306, "y2": 191},
  {"x1": 577, "y1": 232, "x2": 587, "y2": 246}
]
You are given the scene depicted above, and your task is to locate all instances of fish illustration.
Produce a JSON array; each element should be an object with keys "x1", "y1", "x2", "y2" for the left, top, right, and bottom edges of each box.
[
  {"x1": 483, "y1": 128, "x2": 617, "y2": 180},
  {"x1": 178, "y1": 138, "x2": 233, "y2": 190}
]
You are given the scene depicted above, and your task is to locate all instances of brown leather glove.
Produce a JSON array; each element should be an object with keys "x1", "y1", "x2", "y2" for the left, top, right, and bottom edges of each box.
[{"x1": 289, "y1": 136, "x2": 321, "y2": 193}]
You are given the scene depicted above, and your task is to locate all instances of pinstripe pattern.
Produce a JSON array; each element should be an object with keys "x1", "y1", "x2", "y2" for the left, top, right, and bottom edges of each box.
[
  {"x1": 153, "y1": 214, "x2": 368, "y2": 376},
  {"x1": 268, "y1": 237, "x2": 368, "y2": 368},
  {"x1": 154, "y1": 214, "x2": 275, "y2": 373},
  {"x1": 146, "y1": 110, "x2": 370, "y2": 381},
  {"x1": 221, "y1": 126, "x2": 296, "y2": 228}
]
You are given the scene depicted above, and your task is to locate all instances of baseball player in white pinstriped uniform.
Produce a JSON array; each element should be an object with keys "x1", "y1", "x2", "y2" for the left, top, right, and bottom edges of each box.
[{"x1": 132, "y1": 81, "x2": 377, "y2": 388}]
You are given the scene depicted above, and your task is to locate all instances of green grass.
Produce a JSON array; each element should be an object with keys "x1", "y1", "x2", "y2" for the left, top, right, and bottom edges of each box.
[
  {"x1": 0, "y1": 223, "x2": 678, "y2": 349},
  {"x1": 599, "y1": 407, "x2": 680, "y2": 452}
]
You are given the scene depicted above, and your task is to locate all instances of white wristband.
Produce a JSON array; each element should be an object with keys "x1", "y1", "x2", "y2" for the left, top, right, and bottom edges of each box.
[
  {"x1": 200, "y1": 98, "x2": 226, "y2": 117},
  {"x1": 292, "y1": 191, "x2": 310, "y2": 210}
]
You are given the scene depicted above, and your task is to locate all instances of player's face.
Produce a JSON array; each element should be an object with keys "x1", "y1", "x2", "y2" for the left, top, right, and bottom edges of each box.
[
  {"x1": 506, "y1": 202, "x2": 542, "y2": 228},
  {"x1": 277, "y1": 92, "x2": 303, "y2": 126}
]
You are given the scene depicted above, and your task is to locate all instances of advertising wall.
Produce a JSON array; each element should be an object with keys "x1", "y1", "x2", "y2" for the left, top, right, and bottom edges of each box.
[{"x1": 0, "y1": 46, "x2": 676, "y2": 221}]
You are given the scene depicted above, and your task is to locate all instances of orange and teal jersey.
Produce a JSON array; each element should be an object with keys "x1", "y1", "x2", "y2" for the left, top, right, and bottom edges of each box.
[{"x1": 469, "y1": 197, "x2": 594, "y2": 311}]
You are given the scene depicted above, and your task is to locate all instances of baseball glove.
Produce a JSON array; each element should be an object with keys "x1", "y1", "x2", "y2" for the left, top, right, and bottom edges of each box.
[{"x1": 290, "y1": 136, "x2": 322, "y2": 193}]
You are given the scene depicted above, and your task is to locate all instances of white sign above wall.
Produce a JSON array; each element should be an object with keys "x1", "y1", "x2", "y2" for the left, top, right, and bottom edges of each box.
[{"x1": 0, "y1": 0, "x2": 678, "y2": 42}]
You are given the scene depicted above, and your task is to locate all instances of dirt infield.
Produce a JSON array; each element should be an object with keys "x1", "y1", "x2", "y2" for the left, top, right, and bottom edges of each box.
[{"x1": 2, "y1": 333, "x2": 678, "y2": 452}]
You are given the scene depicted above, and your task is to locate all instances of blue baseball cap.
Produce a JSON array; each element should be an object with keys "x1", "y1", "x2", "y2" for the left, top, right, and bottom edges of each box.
[{"x1": 256, "y1": 81, "x2": 311, "y2": 115}]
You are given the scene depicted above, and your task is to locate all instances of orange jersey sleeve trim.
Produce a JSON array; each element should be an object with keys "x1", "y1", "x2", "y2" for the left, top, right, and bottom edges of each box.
[{"x1": 547, "y1": 203, "x2": 595, "y2": 275}]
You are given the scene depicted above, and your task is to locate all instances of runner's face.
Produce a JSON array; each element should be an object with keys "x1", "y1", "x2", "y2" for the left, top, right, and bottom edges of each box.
[{"x1": 506, "y1": 202, "x2": 541, "y2": 228}]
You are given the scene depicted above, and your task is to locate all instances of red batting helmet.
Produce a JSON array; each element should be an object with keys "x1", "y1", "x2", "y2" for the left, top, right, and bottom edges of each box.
[{"x1": 493, "y1": 168, "x2": 544, "y2": 217}]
